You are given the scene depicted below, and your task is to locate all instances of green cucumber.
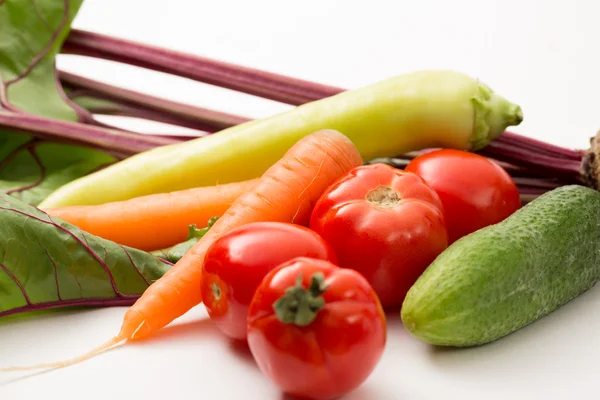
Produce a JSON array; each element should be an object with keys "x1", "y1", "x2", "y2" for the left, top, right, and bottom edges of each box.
[{"x1": 401, "y1": 185, "x2": 600, "y2": 347}]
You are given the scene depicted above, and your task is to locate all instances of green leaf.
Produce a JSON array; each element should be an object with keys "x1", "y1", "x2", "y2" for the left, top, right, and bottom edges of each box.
[
  {"x1": 0, "y1": 0, "x2": 82, "y2": 119},
  {"x1": 0, "y1": 132, "x2": 115, "y2": 205},
  {"x1": 0, "y1": 0, "x2": 116, "y2": 205},
  {"x1": 152, "y1": 217, "x2": 220, "y2": 263},
  {"x1": 0, "y1": 192, "x2": 171, "y2": 318}
]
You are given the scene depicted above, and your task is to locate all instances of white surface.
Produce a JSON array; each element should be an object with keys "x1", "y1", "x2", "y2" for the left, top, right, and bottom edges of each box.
[{"x1": 2, "y1": 0, "x2": 600, "y2": 399}]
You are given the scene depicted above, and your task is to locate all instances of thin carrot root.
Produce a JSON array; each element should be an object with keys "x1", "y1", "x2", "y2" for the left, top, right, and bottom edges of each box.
[{"x1": 0, "y1": 336, "x2": 124, "y2": 372}]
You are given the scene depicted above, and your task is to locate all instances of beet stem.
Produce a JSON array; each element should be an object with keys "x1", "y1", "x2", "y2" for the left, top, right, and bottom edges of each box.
[
  {"x1": 497, "y1": 131, "x2": 582, "y2": 160},
  {"x1": 60, "y1": 71, "x2": 249, "y2": 132},
  {"x1": 478, "y1": 141, "x2": 582, "y2": 181},
  {"x1": 63, "y1": 30, "x2": 344, "y2": 106},
  {"x1": 0, "y1": 111, "x2": 177, "y2": 154}
]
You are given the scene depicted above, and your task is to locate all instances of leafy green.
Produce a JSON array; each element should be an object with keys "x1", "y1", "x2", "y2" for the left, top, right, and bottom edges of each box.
[
  {"x1": 0, "y1": 0, "x2": 116, "y2": 205},
  {"x1": 0, "y1": 0, "x2": 80, "y2": 118},
  {"x1": 152, "y1": 217, "x2": 219, "y2": 263},
  {"x1": 0, "y1": 132, "x2": 115, "y2": 205},
  {"x1": 0, "y1": 192, "x2": 171, "y2": 318}
]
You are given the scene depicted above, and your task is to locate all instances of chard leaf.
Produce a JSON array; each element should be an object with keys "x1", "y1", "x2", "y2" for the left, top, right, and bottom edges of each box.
[
  {"x1": 0, "y1": 0, "x2": 116, "y2": 205},
  {"x1": 0, "y1": 132, "x2": 115, "y2": 205},
  {"x1": 0, "y1": 192, "x2": 171, "y2": 318}
]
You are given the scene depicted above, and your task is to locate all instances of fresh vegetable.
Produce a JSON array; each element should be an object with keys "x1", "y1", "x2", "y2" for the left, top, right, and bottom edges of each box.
[
  {"x1": 201, "y1": 222, "x2": 337, "y2": 340},
  {"x1": 402, "y1": 185, "x2": 600, "y2": 347},
  {"x1": 0, "y1": 193, "x2": 171, "y2": 318},
  {"x1": 310, "y1": 163, "x2": 448, "y2": 307},
  {"x1": 152, "y1": 217, "x2": 220, "y2": 263},
  {"x1": 247, "y1": 257, "x2": 386, "y2": 400},
  {"x1": 45, "y1": 179, "x2": 257, "y2": 251},
  {"x1": 40, "y1": 70, "x2": 522, "y2": 208},
  {"x1": 406, "y1": 149, "x2": 521, "y2": 243}
]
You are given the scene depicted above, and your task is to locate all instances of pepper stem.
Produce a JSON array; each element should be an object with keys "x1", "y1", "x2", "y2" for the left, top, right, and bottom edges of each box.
[{"x1": 273, "y1": 273, "x2": 328, "y2": 326}]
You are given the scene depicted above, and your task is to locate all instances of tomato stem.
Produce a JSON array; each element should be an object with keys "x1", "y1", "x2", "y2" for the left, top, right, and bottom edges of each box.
[
  {"x1": 366, "y1": 185, "x2": 401, "y2": 208},
  {"x1": 212, "y1": 282, "x2": 222, "y2": 301},
  {"x1": 273, "y1": 273, "x2": 327, "y2": 326}
]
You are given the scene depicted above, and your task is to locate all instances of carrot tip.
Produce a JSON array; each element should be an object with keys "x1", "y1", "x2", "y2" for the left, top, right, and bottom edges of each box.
[{"x1": 0, "y1": 336, "x2": 124, "y2": 372}]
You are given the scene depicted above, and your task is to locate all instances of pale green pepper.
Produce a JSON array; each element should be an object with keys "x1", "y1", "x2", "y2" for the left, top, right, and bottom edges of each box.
[{"x1": 40, "y1": 70, "x2": 522, "y2": 208}]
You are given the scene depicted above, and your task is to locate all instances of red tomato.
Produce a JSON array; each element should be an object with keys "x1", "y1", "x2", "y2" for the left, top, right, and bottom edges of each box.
[
  {"x1": 309, "y1": 163, "x2": 448, "y2": 308},
  {"x1": 201, "y1": 222, "x2": 337, "y2": 340},
  {"x1": 247, "y1": 257, "x2": 386, "y2": 400},
  {"x1": 405, "y1": 149, "x2": 521, "y2": 244}
]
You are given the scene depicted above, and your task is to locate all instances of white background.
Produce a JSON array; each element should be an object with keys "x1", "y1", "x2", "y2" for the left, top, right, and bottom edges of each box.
[{"x1": 2, "y1": 0, "x2": 600, "y2": 399}]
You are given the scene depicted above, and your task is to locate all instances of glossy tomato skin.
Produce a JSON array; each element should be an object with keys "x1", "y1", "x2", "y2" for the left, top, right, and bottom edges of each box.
[
  {"x1": 201, "y1": 222, "x2": 337, "y2": 340},
  {"x1": 310, "y1": 163, "x2": 448, "y2": 308},
  {"x1": 247, "y1": 258, "x2": 386, "y2": 400},
  {"x1": 405, "y1": 149, "x2": 521, "y2": 244}
]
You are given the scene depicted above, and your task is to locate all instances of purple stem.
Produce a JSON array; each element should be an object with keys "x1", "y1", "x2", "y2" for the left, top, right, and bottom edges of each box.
[
  {"x1": 63, "y1": 29, "x2": 344, "y2": 106},
  {"x1": 518, "y1": 187, "x2": 551, "y2": 204},
  {"x1": 497, "y1": 132, "x2": 583, "y2": 161},
  {"x1": 60, "y1": 71, "x2": 250, "y2": 132},
  {"x1": 0, "y1": 111, "x2": 178, "y2": 154},
  {"x1": 511, "y1": 176, "x2": 563, "y2": 190},
  {"x1": 54, "y1": 66, "x2": 97, "y2": 124},
  {"x1": 478, "y1": 141, "x2": 582, "y2": 181},
  {"x1": 84, "y1": 103, "x2": 210, "y2": 136},
  {"x1": 489, "y1": 160, "x2": 545, "y2": 178}
]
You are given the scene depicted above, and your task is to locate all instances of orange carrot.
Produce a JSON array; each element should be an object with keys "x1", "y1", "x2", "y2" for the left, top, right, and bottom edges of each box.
[
  {"x1": 44, "y1": 179, "x2": 259, "y2": 251},
  {"x1": 0, "y1": 129, "x2": 362, "y2": 371}
]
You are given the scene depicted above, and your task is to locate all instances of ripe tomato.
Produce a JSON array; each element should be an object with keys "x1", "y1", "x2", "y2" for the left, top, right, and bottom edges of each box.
[
  {"x1": 247, "y1": 257, "x2": 386, "y2": 400},
  {"x1": 201, "y1": 222, "x2": 337, "y2": 340},
  {"x1": 310, "y1": 163, "x2": 448, "y2": 308},
  {"x1": 405, "y1": 149, "x2": 521, "y2": 244}
]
